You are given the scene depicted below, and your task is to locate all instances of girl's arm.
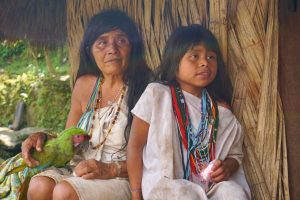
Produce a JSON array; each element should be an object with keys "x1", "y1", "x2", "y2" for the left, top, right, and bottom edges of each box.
[
  {"x1": 127, "y1": 116, "x2": 149, "y2": 200},
  {"x1": 210, "y1": 158, "x2": 239, "y2": 183}
]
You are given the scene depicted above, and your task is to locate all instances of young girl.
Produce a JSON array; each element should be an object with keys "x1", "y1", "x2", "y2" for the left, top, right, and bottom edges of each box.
[{"x1": 127, "y1": 25, "x2": 251, "y2": 200}]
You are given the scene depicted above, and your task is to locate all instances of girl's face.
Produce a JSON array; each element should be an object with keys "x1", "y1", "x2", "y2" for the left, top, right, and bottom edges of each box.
[
  {"x1": 91, "y1": 29, "x2": 131, "y2": 77},
  {"x1": 176, "y1": 44, "x2": 217, "y2": 97}
]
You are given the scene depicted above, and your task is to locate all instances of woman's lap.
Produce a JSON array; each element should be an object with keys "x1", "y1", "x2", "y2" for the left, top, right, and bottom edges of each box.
[{"x1": 34, "y1": 167, "x2": 131, "y2": 200}]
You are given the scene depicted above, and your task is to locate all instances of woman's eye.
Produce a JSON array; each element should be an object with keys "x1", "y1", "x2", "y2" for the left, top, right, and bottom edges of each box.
[
  {"x1": 97, "y1": 40, "x2": 107, "y2": 48},
  {"x1": 116, "y1": 37, "x2": 129, "y2": 46}
]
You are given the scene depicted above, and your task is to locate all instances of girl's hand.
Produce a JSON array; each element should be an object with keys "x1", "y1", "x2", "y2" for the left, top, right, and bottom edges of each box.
[
  {"x1": 131, "y1": 190, "x2": 142, "y2": 200},
  {"x1": 74, "y1": 159, "x2": 117, "y2": 179},
  {"x1": 210, "y1": 158, "x2": 239, "y2": 183},
  {"x1": 210, "y1": 160, "x2": 230, "y2": 182},
  {"x1": 21, "y1": 132, "x2": 47, "y2": 167}
]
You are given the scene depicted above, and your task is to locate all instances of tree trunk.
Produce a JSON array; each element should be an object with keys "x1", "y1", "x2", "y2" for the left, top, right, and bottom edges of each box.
[{"x1": 44, "y1": 48, "x2": 57, "y2": 75}]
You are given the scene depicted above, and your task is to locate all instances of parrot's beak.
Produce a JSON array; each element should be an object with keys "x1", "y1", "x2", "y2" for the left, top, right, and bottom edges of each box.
[{"x1": 72, "y1": 135, "x2": 90, "y2": 147}]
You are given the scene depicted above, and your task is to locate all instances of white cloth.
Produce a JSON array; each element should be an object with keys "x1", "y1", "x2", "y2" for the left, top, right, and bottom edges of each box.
[
  {"x1": 131, "y1": 83, "x2": 251, "y2": 200},
  {"x1": 72, "y1": 95, "x2": 128, "y2": 164},
  {"x1": 35, "y1": 92, "x2": 130, "y2": 200}
]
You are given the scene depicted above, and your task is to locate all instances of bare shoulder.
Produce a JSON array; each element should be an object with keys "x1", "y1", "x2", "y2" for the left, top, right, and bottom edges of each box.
[
  {"x1": 74, "y1": 75, "x2": 98, "y2": 89},
  {"x1": 72, "y1": 75, "x2": 98, "y2": 107},
  {"x1": 73, "y1": 75, "x2": 98, "y2": 94},
  {"x1": 217, "y1": 101, "x2": 231, "y2": 110}
]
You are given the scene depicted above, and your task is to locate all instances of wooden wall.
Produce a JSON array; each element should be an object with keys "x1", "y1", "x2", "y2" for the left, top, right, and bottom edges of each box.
[{"x1": 279, "y1": 0, "x2": 300, "y2": 199}]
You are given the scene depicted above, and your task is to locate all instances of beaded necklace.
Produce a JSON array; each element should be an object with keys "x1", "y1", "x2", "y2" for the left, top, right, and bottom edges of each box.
[
  {"x1": 170, "y1": 84, "x2": 218, "y2": 180},
  {"x1": 89, "y1": 77, "x2": 126, "y2": 150}
]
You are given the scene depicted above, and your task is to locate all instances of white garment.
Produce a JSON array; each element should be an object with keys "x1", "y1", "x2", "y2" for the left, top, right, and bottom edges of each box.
[
  {"x1": 75, "y1": 96, "x2": 128, "y2": 163},
  {"x1": 35, "y1": 91, "x2": 130, "y2": 200},
  {"x1": 131, "y1": 83, "x2": 251, "y2": 200}
]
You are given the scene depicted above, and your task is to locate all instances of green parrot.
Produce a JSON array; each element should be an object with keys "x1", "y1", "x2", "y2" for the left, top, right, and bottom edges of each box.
[{"x1": 0, "y1": 126, "x2": 89, "y2": 200}]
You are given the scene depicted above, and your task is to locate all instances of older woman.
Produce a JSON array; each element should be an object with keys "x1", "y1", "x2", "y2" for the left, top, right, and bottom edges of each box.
[{"x1": 22, "y1": 9, "x2": 152, "y2": 200}]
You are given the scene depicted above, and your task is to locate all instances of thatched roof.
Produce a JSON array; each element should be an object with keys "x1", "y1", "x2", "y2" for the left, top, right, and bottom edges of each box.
[{"x1": 0, "y1": 0, "x2": 66, "y2": 47}]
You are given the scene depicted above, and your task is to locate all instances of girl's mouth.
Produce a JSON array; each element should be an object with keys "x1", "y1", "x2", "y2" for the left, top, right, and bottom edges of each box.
[{"x1": 196, "y1": 71, "x2": 210, "y2": 77}]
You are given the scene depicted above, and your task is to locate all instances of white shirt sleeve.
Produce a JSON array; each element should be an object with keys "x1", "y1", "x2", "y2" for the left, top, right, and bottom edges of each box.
[
  {"x1": 216, "y1": 106, "x2": 244, "y2": 165},
  {"x1": 131, "y1": 83, "x2": 155, "y2": 124}
]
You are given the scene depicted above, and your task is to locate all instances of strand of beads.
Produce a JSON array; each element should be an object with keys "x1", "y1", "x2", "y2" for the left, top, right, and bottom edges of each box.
[
  {"x1": 88, "y1": 77, "x2": 104, "y2": 140},
  {"x1": 90, "y1": 84, "x2": 126, "y2": 150},
  {"x1": 107, "y1": 85, "x2": 125, "y2": 106}
]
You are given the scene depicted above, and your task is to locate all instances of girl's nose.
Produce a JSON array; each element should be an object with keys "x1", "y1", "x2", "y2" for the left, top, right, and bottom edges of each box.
[{"x1": 198, "y1": 56, "x2": 208, "y2": 67}]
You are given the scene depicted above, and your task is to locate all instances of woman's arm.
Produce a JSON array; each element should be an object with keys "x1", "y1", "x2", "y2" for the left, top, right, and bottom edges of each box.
[
  {"x1": 21, "y1": 132, "x2": 47, "y2": 167},
  {"x1": 73, "y1": 159, "x2": 127, "y2": 178},
  {"x1": 73, "y1": 116, "x2": 149, "y2": 187},
  {"x1": 127, "y1": 116, "x2": 149, "y2": 200},
  {"x1": 65, "y1": 79, "x2": 85, "y2": 128}
]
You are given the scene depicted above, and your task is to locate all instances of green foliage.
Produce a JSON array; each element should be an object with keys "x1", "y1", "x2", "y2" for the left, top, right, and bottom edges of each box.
[
  {"x1": 0, "y1": 40, "x2": 69, "y2": 75},
  {"x1": 0, "y1": 40, "x2": 25, "y2": 60},
  {"x1": 0, "y1": 70, "x2": 71, "y2": 132},
  {"x1": 0, "y1": 39, "x2": 71, "y2": 132},
  {"x1": 0, "y1": 71, "x2": 37, "y2": 126},
  {"x1": 29, "y1": 76, "x2": 71, "y2": 131}
]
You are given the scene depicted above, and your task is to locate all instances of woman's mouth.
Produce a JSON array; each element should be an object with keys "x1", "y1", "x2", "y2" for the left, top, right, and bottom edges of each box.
[{"x1": 105, "y1": 58, "x2": 121, "y2": 63}]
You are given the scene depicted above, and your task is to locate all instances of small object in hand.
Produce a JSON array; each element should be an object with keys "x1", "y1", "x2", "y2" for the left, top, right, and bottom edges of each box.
[
  {"x1": 72, "y1": 171, "x2": 78, "y2": 177},
  {"x1": 200, "y1": 160, "x2": 215, "y2": 182}
]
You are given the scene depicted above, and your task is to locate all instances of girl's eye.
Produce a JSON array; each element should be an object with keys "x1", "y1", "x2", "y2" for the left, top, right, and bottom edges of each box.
[
  {"x1": 190, "y1": 54, "x2": 199, "y2": 60},
  {"x1": 207, "y1": 55, "x2": 216, "y2": 60}
]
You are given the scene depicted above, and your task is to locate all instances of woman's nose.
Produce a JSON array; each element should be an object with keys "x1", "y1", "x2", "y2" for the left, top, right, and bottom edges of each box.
[{"x1": 106, "y1": 41, "x2": 118, "y2": 54}]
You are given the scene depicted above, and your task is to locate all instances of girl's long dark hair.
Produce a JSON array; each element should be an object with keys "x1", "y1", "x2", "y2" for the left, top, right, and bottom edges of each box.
[
  {"x1": 76, "y1": 9, "x2": 152, "y2": 144},
  {"x1": 156, "y1": 24, "x2": 232, "y2": 105}
]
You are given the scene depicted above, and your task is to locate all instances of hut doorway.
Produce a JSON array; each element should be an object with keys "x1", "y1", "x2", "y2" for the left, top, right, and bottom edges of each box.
[{"x1": 279, "y1": 0, "x2": 300, "y2": 199}]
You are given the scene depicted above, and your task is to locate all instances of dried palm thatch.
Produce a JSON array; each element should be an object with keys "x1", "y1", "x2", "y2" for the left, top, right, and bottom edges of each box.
[
  {"x1": 0, "y1": 0, "x2": 66, "y2": 47},
  {"x1": 227, "y1": 0, "x2": 289, "y2": 199},
  {"x1": 67, "y1": 1, "x2": 289, "y2": 199},
  {"x1": 67, "y1": 0, "x2": 209, "y2": 80}
]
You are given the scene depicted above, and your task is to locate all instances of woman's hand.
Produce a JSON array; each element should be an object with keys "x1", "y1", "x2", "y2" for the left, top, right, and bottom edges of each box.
[
  {"x1": 210, "y1": 158, "x2": 239, "y2": 183},
  {"x1": 21, "y1": 132, "x2": 46, "y2": 167},
  {"x1": 74, "y1": 159, "x2": 117, "y2": 179}
]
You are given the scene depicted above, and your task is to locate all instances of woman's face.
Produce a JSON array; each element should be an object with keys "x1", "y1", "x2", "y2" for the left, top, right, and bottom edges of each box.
[{"x1": 91, "y1": 29, "x2": 131, "y2": 77}]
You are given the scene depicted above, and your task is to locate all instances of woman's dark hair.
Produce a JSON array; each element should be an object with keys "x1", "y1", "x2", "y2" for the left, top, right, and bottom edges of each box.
[
  {"x1": 77, "y1": 9, "x2": 152, "y2": 143},
  {"x1": 156, "y1": 24, "x2": 233, "y2": 105}
]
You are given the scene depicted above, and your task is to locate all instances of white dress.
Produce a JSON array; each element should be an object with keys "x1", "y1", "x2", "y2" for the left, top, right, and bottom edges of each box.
[{"x1": 131, "y1": 83, "x2": 251, "y2": 200}]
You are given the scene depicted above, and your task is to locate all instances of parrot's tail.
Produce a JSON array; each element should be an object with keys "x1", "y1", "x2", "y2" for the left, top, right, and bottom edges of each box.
[
  {"x1": 0, "y1": 153, "x2": 27, "y2": 199},
  {"x1": 0, "y1": 153, "x2": 43, "y2": 199},
  {"x1": 7, "y1": 164, "x2": 26, "y2": 175},
  {"x1": 0, "y1": 153, "x2": 26, "y2": 180}
]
